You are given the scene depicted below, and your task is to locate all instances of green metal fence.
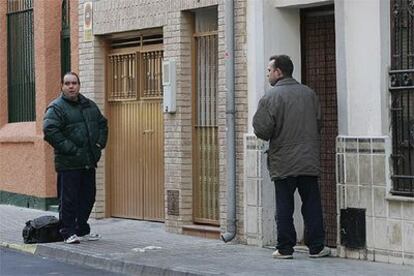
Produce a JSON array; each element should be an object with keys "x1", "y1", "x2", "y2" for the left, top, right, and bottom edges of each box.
[{"x1": 7, "y1": 0, "x2": 35, "y2": 122}]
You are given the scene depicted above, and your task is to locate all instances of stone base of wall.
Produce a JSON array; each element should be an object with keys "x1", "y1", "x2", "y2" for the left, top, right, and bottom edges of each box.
[
  {"x1": 244, "y1": 134, "x2": 302, "y2": 246},
  {"x1": 244, "y1": 134, "x2": 275, "y2": 247},
  {"x1": 337, "y1": 136, "x2": 414, "y2": 266},
  {"x1": 0, "y1": 190, "x2": 58, "y2": 211},
  {"x1": 244, "y1": 134, "x2": 307, "y2": 247},
  {"x1": 165, "y1": 220, "x2": 184, "y2": 234},
  {"x1": 337, "y1": 246, "x2": 414, "y2": 266}
]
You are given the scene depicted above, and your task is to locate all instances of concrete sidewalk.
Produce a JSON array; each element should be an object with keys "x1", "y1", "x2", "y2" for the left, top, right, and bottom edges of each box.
[{"x1": 0, "y1": 205, "x2": 412, "y2": 276}]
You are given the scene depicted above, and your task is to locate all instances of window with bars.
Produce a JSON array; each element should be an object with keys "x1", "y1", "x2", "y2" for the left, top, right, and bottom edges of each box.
[
  {"x1": 389, "y1": 0, "x2": 414, "y2": 196},
  {"x1": 142, "y1": 51, "x2": 163, "y2": 98},
  {"x1": 7, "y1": 0, "x2": 35, "y2": 122},
  {"x1": 107, "y1": 53, "x2": 139, "y2": 101},
  {"x1": 192, "y1": 8, "x2": 219, "y2": 225},
  {"x1": 107, "y1": 32, "x2": 163, "y2": 101}
]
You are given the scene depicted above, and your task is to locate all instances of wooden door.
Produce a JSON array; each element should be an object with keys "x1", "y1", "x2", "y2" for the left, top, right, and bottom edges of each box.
[{"x1": 106, "y1": 45, "x2": 164, "y2": 221}]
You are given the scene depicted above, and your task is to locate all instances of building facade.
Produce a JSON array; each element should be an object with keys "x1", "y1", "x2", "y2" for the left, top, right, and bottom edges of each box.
[
  {"x1": 245, "y1": 0, "x2": 414, "y2": 265},
  {"x1": 0, "y1": 0, "x2": 79, "y2": 209},
  {"x1": 78, "y1": 0, "x2": 248, "y2": 240},
  {"x1": 1, "y1": 0, "x2": 413, "y2": 266}
]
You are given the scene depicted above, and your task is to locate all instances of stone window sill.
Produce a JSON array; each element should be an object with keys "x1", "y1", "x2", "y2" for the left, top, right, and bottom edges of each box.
[
  {"x1": 0, "y1": 122, "x2": 41, "y2": 144},
  {"x1": 385, "y1": 194, "x2": 414, "y2": 203}
]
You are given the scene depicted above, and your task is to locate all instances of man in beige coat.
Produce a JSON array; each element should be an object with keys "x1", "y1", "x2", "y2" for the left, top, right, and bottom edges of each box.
[{"x1": 253, "y1": 55, "x2": 330, "y2": 259}]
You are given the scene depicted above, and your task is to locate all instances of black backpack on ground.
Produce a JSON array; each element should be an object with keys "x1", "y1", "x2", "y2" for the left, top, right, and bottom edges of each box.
[{"x1": 22, "y1": 215, "x2": 63, "y2": 244}]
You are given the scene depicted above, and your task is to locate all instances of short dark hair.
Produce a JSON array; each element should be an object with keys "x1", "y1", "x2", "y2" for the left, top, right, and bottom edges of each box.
[
  {"x1": 61, "y1": 72, "x2": 81, "y2": 85},
  {"x1": 269, "y1": 55, "x2": 294, "y2": 77}
]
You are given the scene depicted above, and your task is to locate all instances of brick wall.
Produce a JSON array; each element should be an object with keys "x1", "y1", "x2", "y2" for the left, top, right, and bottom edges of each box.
[
  {"x1": 79, "y1": 0, "x2": 107, "y2": 218},
  {"x1": 70, "y1": 0, "x2": 79, "y2": 73},
  {"x1": 234, "y1": 0, "x2": 248, "y2": 241},
  {"x1": 0, "y1": 1, "x2": 7, "y2": 127},
  {"x1": 217, "y1": 0, "x2": 248, "y2": 242},
  {"x1": 163, "y1": 10, "x2": 194, "y2": 231},
  {"x1": 79, "y1": 0, "x2": 248, "y2": 242}
]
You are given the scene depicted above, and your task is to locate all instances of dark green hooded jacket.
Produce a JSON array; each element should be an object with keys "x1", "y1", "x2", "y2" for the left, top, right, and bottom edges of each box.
[{"x1": 43, "y1": 93, "x2": 108, "y2": 171}]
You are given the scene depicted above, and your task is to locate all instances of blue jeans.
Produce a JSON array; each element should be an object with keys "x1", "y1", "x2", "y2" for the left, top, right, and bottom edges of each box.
[
  {"x1": 274, "y1": 176, "x2": 325, "y2": 255},
  {"x1": 57, "y1": 169, "x2": 96, "y2": 239}
]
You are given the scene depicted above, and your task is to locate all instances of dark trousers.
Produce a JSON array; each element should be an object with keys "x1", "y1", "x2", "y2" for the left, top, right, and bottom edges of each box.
[
  {"x1": 57, "y1": 169, "x2": 96, "y2": 239},
  {"x1": 274, "y1": 176, "x2": 325, "y2": 255}
]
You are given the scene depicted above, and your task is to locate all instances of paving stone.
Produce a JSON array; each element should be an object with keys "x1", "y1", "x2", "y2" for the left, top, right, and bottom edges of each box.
[{"x1": 1, "y1": 205, "x2": 413, "y2": 276}]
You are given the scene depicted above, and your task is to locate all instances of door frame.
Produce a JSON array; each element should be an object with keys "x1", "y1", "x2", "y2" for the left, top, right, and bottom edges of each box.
[
  {"x1": 104, "y1": 32, "x2": 165, "y2": 220},
  {"x1": 300, "y1": 4, "x2": 338, "y2": 247}
]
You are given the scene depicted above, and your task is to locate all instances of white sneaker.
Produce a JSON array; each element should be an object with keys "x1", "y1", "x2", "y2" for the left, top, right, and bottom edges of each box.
[
  {"x1": 79, "y1": 233, "x2": 101, "y2": 241},
  {"x1": 64, "y1": 234, "x2": 80, "y2": 244},
  {"x1": 309, "y1": 247, "x2": 331, "y2": 258},
  {"x1": 272, "y1": 250, "x2": 293, "y2": 259}
]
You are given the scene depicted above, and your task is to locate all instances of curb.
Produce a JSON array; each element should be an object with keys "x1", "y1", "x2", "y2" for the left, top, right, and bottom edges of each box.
[
  {"x1": 0, "y1": 241, "x2": 37, "y2": 254},
  {"x1": 0, "y1": 237, "x2": 219, "y2": 275},
  {"x1": 0, "y1": 241, "x2": 221, "y2": 276},
  {"x1": 1, "y1": 240, "x2": 218, "y2": 275},
  {"x1": 34, "y1": 245, "x2": 220, "y2": 276}
]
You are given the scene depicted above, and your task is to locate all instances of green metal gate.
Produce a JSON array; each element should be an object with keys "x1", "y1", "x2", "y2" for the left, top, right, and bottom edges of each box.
[{"x1": 7, "y1": 0, "x2": 35, "y2": 122}]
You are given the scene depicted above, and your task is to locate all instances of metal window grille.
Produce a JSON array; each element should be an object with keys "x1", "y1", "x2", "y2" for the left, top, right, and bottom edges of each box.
[
  {"x1": 110, "y1": 33, "x2": 163, "y2": 49},
  {"x1": 107, "y1": 53, "x2": 139, "y2": 101},
  {"x1": 193, "y1": 31, "x2": 219, "y2": 225},
  {"x1": 107, "y1": 50, "x2": 163, "y2": 101},
  {"x1": 61, "y1": 0, "x2": 71, "y2": 77},
  {"x1": 389, "y1": 0, "x2": 414, "y2": 196},
  {"x1": 142, "y1": 51, "x2": 163, "y2": 98},
  {"x1": 7, "y1": 0, "x2": 35, "y2": 122},
  {"x1": 107, "y1": 31, "x2": 163, "y2": 101}
]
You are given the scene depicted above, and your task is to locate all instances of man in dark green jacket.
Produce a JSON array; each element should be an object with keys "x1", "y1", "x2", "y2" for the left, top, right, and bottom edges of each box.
[{"x1": 43, "y1": 72, "x2": 108, "y2": 244}]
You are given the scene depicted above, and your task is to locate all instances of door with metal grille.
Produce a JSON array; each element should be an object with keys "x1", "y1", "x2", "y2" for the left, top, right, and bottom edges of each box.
[
  {"x1": 107, "y1": 38, "x2": 164, "y2": 221},
  {"x1": 301, "y1": 6, "x2": 338, "y2": 247},
  {"x1": 193, "y1": 9, "x2": 219, "y2": 225},
  {"x1": 389, "y1": 0, "x2": 414, "y2": 197}
]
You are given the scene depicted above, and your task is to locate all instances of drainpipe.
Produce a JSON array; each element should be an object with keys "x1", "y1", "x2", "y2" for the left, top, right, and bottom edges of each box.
[{"x1": 221, "y1": 0, "x2": 236, "y2": 243}]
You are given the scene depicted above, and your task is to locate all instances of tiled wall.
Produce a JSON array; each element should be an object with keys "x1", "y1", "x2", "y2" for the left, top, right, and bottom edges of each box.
[
  {"x1": 244, "y1": 134, "x2": 414, "y2": 264},
  {"x1": 336, "y1": 136, "x2": 414, "y2": 265},
  {"x1": 244, "y1": 134, "x2": 312, "y2": 247},
  {"x1": 244, "y1": 134, "x2": 275, "y2": 247}
]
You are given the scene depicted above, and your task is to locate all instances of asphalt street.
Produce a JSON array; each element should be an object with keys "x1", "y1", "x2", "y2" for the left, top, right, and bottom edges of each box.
[{"x1": 0, "y1": 247, "x2": 122, "y2": 276}]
